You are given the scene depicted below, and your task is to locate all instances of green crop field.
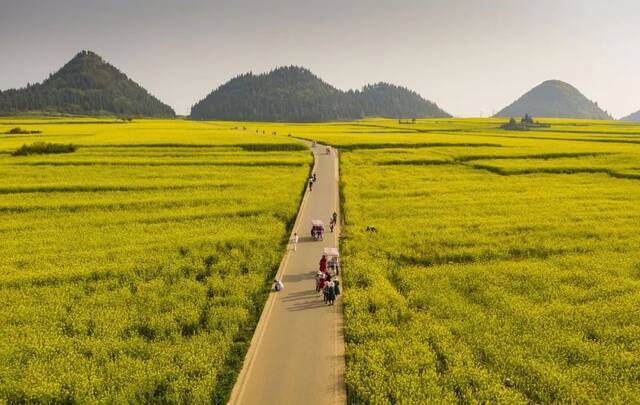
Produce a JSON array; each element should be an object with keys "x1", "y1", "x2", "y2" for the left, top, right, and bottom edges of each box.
[
  {"x1": 298, "y1": 118, "x2": 640, "y2": 403},
  {"x1": 0, "y1": 118, "x2": 311, "y2": 402},
  {"x1": 2, "y1": 117, "x2": 640, "y2": 404}
]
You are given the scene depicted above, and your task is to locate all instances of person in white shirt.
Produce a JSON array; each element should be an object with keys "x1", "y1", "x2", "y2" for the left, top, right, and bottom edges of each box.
[{"x1": 293, "y1": 232, "x2": 299, "y2": 251}]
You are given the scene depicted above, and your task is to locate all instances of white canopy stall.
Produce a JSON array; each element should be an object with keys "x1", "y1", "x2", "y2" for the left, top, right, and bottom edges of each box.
[{"x1": 323, "y1": 247, "x2": 340, "y2": 276}]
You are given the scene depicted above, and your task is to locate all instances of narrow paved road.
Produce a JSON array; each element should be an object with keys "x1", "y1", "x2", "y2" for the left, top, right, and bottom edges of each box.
[{"x1": 228, "y1": 142, "x2": 346, "y2": 405}]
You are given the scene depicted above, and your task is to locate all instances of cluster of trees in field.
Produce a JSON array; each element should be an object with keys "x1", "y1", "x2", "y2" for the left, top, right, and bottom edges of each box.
[
  {"x1": 189, "y1": 66, "x2": 450, "y2": 122},
  {"x1": 0, "y1": 51, "x2": 175, "y2": 117},
  {"x1": 501, "y1": 114, "x2": 550, "y2": 130},
  {"x1": 4, "y1": 127, "x2": 41, "y2": 134},
  {"x1": 12, "y1": 142, "x2": 76, "y2": 156}
]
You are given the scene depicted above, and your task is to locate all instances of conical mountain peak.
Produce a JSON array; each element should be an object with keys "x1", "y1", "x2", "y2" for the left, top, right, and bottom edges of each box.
[
  {"x1": 621, "y1": 110, "x2": 640, "y2": 122},
  {"x1": 0, "y1": 50, "x2": 174, "y2": 117},
  {"x1": 495, "y1": 80, "x2": 611, "y2": 119}
]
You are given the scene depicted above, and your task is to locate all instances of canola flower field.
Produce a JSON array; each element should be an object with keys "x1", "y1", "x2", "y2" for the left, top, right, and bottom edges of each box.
[
  {"x1": 0, "y1": 118, "x2": 311, "y2": 402},
  {"x1": 3, "y1": 116, "x2": 640, "y2": 404},
  {"x1": 296, "y1": 118, "x2": 640, "y2": 403}
]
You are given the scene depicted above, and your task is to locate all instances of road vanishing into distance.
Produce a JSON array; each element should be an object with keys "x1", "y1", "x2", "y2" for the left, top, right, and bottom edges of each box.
[{"x1": 228, "y1": 142, "x2": 347, "y2": 405}]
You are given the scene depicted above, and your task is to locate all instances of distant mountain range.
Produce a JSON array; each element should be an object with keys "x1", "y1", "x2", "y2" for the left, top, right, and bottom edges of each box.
[
  {"x1": 495, "y1": 80, "x2": 611, "y2": 120},
  {"x1": 189, "y1": 66, "x2": 450, "y2": 122},
  {"x1": 0, "y1": 51, "x2": 175, "y2": 117},
  {"x1": 620, "y1": 110, "x2": 640, "y2": 122},
  {"x1": 2, "y1": 52, "x2": 634, "y2": 121}
]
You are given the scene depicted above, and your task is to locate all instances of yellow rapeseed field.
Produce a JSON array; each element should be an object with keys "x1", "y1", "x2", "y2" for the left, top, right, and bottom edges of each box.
[
  {"x1": 301, "y1": 118, "x2": 640, "y2": 403},
  {"x1": 2, "y1": 116, "x2": 640, "y2": 403},
  {"x1": 0, "y1": 118, "x2": 311, "y2": 402}
]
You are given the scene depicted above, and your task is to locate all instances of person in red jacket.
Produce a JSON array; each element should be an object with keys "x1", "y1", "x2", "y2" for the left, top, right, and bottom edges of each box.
[{"x1": 319, "y1": 255, "x2": 327, "y2": 273}]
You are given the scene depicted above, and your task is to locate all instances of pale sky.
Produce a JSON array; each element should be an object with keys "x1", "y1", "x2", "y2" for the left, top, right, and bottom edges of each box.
[{"x1": 1, "y1": 0, "x2": 639, "y2": 118}]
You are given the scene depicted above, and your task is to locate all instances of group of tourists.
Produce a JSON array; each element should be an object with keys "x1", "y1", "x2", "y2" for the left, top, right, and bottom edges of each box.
[
  {"x1": 273, "y1": 146, "x2": 341, "y2": 307},
  {"x1": 316, "y1": 254, "x2": 340, "y2": 305},
  {"x1": 273, "y1": 253, "x2": 341, "y2": 307}
]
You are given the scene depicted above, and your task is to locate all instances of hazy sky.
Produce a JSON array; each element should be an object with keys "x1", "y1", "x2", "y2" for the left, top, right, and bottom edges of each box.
[{"x1": 1, "y1": 0, "x2": 639, "y2": 117}]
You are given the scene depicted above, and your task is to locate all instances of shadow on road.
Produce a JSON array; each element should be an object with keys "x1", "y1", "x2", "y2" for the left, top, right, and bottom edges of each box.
[
  {"x1": 287, "y1": 299, "x2": 331, "y2": 312},
  {"x1": 283, "y1": 271, "x2": 315, "y2": 283},
  {"x1": 298, "y1": 236, "x2": 322, "y2": 243},
  {"x1": 279, "y1": 290, "x2": 317, "y2": 303}
]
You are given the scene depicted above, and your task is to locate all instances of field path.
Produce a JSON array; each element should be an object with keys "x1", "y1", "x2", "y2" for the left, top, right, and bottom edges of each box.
[{"x1": 228, "y1": 142, "x2": 346, "y2": 405}]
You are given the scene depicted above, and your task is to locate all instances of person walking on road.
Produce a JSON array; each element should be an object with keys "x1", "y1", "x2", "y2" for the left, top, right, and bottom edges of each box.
[
  {"x1": 309, "y1": 178, "x2": 313, "y2": 191},
  {"x1": 315, "y1": 271, "x2": 324, "y2": 292},
  {"x1": 312, "y1": 172, "x2": 317, "y2": 183},
  {"x1": 293, "y1": 232, "x2": 299, "y2": 251},
  {"x1": 273, "y1": 279, "x2": 284, "y2": 292},
  {"x1": 326, "y1": 280, "x2": 336, "y2": 305},
  {"x1": 319, "y1": 255, "x2": 327, "y2": 273},
  {"x1": 323, "y1": 274, "x2": 332, "y2": 303}
]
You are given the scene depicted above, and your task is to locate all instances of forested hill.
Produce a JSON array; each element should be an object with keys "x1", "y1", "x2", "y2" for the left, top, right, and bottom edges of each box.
[
  {"x1": 0, "y1": 51, "x2": 175, "y2": 117},
  {"x1": 494, "y1": 80, "x2": 611, "y2": 120},
  {"x1": 621, "y1": 110, "x2": 640, "y2": 122},
  {"x1": 356, "y1": 82, "x2": 449, "y2": 119},
  {"x1": 189, "y1": 66, "x2": 449, "y2": 122}
]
